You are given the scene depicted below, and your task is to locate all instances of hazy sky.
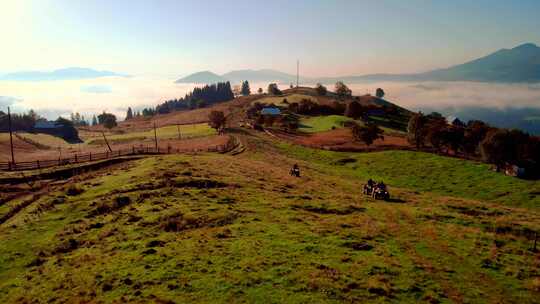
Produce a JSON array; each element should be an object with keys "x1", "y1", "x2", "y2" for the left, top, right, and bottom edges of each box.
[{"x1": 2, "y1": 0, "x2": 540, "y2": 78}]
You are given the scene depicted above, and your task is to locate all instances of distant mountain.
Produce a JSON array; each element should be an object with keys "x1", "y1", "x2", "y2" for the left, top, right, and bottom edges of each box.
[
  {"x1": 0, "y1": 67, "x2": 129, "y2": 81},
  {"x1": 419, "y1": 43, "x2": 540, "y2": 83},
  {"x1": 321, "y1": 43, "x2": 540, "y2": 83},
  {"x1": 177, "y1": 43, "x2": 540, "y2": 84},
  {"x1": 175, "y1": 69, "x2": 308, "y2": 84},
  {"x1": 222, "y1": 69, "x2": 300, "y2": 84},
  {"x1": 175, "y1": 71, "x2": 226, "y2": 84}
]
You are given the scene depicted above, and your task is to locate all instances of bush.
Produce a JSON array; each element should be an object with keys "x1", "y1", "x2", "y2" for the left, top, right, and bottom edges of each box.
[
  {"x1": 208, "y1": 111, "x2": 226, "y2": 130},
  {"x1": 267, "y1": 83, "x2": 282, "y2": 95},
  {"x1": 66, "y1": 185, "x2": 84, "y2": 196},
  {"x1": 315, "y1": 83, "x2": 327, "y2": 96},
  {"x1": 335, "y1": 81, "x2": 352, "y2": 98},
  {"x1": 351, "y1": 123, "x2": 384, "y2": 146}
]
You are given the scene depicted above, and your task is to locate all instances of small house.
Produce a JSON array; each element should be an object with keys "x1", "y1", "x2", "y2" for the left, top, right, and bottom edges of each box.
[
  {"x1": 34, "y1": 120, "x2": 62, "y2": 130},
  {"x1": 260, "y1": 107, "x2": 281, "y2": 116}
]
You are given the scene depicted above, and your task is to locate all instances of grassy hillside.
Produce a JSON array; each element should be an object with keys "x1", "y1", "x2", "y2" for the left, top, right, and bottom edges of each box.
[
  {"x1": 278, "y1": 143, "x2": 540, "y2": 209},
  {"x1": 299, "y1": 115, "x2": 354, "y2": 133},
  {"x1": 0, "y1": 133, "x2": 538, "y2": 303},
  {"x1": 15, "y1": 132, "x2": 73, "y2": 148},
  {"x1": 85, "y1": 124, "x2": 215, "y2": 145},
  {"x1": 253, "y1": 94, "x2": 317, "y2": 107}
]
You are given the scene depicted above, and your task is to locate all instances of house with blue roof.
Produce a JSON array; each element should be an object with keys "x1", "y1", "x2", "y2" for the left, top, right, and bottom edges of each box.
[{"x1": 260, "y1": 107, "x2": 281, "y2": 116}]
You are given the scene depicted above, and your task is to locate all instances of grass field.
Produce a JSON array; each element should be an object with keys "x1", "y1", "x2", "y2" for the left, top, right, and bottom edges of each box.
[
  {"x1": 0, "y1": 132, "x2": 538, "y2": 303},
  {"x1": 84, "y1": 123, "x2": 215, "y2": 145},
  {"x1": 278, "y1": 142, "x2": 540, "y2": 209},
  {"x1": 253, "y1": 94, "x2": 317, "y2": 107},
  {"x1": 298, "y1": 115, "x2": 354, "y2": 133},
  {"x1": 15, "y1": 132, "x2": 73, "y2": 148}
]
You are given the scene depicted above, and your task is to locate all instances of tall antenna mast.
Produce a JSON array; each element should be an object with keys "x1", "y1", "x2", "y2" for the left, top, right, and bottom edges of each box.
[{"x1": 296, "y1": 59, "x2": 299, "y2": 88}]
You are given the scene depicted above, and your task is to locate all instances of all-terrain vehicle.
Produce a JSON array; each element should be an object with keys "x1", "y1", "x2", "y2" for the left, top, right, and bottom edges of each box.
[{"x1": 372, "y1": 186, "x2": 390, "y2": 200}]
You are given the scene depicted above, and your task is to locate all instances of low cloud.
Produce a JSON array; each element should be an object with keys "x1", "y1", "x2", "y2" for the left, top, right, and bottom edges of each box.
[
  {"x1": 80, "y1": 85, "x2": 112, "y2": 94},
  {"x1": 0, "y1": 96, "x2": 22, "y2": 108},
  {"x1": 347, "y1": 81, "x2": 540, "y2": 111},
  {"x1": 3, "y1": 77, "x2": 540, "y2": 128}
]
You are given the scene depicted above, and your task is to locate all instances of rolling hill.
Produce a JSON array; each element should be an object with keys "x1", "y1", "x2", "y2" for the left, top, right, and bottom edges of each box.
[
  {"x1": 176, "y1": 43, "x2": 540, "y2": 84},
  {"x1": 174, "y1": 71, "x2": 227, "y2": 84},
  {"x1": 0, "y1": 131, "x2": 539, "y2": 303}
]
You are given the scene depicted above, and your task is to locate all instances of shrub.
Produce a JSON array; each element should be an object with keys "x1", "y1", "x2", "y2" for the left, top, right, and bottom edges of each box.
[
  {"x1": 351, "y1": 122, "x2": 384, "y2": 146},
  {"x1": 66, "y1": 185, "x2": 84, "y2": 196},
  {"x1": 208, "y1": 111, "x2": 226, "y2": 130}
]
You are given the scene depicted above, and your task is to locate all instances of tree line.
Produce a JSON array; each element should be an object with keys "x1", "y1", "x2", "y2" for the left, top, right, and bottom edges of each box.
[
  {"x1": 124, "y1": 82, "x2": 235, "y2": 120},
  {"x1": 407, "y1": 112, "x2": 540, "y2": 177}
]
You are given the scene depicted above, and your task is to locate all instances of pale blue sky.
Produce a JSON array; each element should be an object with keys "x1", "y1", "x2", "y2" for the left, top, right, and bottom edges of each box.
[{"x1": 2, "y1": 0, "x2": 540, "y2": 77}]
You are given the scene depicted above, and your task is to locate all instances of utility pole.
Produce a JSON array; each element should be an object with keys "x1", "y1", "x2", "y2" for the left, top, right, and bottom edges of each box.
[
  {"x1": 296, "y1": 59, "x2": 299, "y2": 88},
  {"x1": 7, "y1": 107, "x2": 15, "y2": 167},
  {"x1": 153, "y1": 122, "x2": 158, "y2": 151},
  {"x1": 101, "y1": 131, "x2": 112, "y2": 152}
]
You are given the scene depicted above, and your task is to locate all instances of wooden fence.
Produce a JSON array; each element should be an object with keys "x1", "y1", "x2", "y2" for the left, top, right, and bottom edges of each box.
[{"x1": 0, "y1": 136, "x2": 239, "y2": 172}]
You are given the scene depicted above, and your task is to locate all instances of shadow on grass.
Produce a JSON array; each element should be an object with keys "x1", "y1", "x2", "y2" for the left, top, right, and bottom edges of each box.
[{"x1": 385, "y1": 197, "x2": 406, "y2": 203}]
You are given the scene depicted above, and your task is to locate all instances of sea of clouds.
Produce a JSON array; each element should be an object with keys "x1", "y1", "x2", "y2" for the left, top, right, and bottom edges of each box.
[{"x1": 2, "y1": 78, "x2": 540, "y2": 130}]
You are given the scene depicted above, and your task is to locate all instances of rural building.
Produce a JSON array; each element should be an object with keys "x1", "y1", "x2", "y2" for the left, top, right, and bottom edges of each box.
[
  {"x1": 261, "y1": 107, "x2": 281, "y2": 115},
  {"x1": 33, "y1": 120, "x2": 81, "y2": 143},
  {"x1": 34, "y1": 120, "x2": 62, "y2": 130}
]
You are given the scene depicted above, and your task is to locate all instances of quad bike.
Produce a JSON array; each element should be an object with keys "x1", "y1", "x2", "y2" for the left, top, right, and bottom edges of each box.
[
  {"x1": 290, "y1": 168, "x2": 300, "y2": 177},
  {"x1": 372, "y1": 187, "x2": 390, "y2": 200}
]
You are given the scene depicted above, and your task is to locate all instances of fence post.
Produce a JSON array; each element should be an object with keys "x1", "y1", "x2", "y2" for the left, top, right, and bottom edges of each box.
[
  {"x1": 8, "y1": 162, "x2": 11, "y2": 171},
  {"x1": 90, "y1": 152, "x2": 92, "y2": 161},
  {"x1": 75, "y1": 154, "x2": 78, "y2": 163},
  {"x1": 132, "y1": 146, "x2": 135, "y2": 154},
  {"x1": 37, "y1": 160, "x2": 40, "y2": 170}
]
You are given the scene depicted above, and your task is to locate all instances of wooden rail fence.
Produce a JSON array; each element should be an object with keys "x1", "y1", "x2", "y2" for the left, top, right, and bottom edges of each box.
[{"x1": 0, "y1": 136, "x2": 239, "y2": 172}]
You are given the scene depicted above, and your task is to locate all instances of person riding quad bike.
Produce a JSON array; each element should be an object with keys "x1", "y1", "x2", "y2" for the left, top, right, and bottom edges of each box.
[
  {"x1": 363, "y1": 179, "x2": 375, "y2": 195},
  {"x1": 290, "y1": 164, "x2": 300, "y2": 177},
  {"x1": 372, "y1": 181, "x2": 390, "y2": 200}
]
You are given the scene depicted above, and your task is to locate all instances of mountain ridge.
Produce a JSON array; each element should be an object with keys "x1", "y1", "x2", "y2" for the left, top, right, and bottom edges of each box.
[
  {"x1": 0, "y1": 67, "x2": 129, "y2": 81},
  {"x1": 175, "y1": 43, "x2": 540, "y2": 84}
]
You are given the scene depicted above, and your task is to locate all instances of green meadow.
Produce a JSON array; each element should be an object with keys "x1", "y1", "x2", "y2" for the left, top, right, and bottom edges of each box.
[{"x1": 0, "y1": 132, "x2": 538, "y2": 303}]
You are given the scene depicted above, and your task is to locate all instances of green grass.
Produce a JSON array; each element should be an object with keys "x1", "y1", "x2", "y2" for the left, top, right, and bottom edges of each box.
[
  {"x1": 277, "y1": 142, "x2": 540, "y2": 209},
  {"x1": 15, "y1": 132, "x2": 72, "y2": 148},
  {"x1": 253, "y1": 94, "x2": 317, "y2": 107},
  {"x1": 86, "y1": 123, "x2": 215, "y2": 145},
  {"x1": 298, "y1": 115, "x2": 354, "y2": 133},
  {"x1": 0, "y1": 133, "x2": 539, "y2": 303}
]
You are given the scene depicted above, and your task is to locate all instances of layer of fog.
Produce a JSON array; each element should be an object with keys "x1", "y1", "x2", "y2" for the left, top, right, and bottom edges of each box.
[{"x1": 1, "y1": 78, "x2": 540, "y2": 133}]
